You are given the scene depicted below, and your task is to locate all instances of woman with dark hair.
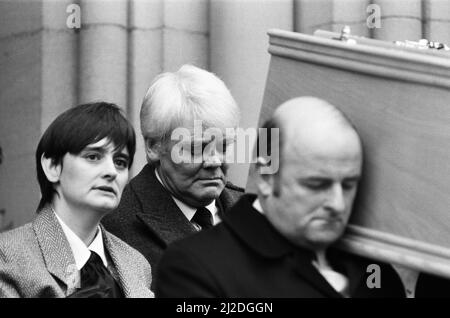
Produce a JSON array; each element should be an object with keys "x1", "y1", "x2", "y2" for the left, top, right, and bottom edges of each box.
[{"x1": 0, "y1": 102, "x2": 153, "y2": 298}]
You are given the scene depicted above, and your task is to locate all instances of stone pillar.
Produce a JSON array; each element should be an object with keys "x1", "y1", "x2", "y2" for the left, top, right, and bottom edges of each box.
[
  {"x1": 372, "y1": 0, "x2": 422, "y2": 41},
  {"x1": 163, "y1": 0, "x2": 209, "y2": 71},
  {"x1": 41, "y1": 0, "x2": 78, "y2": 131},
  {"x1": 78, "y1": 0, "x2": 128, "y2": 107},
  {"x1": 424, "y1": 0, "x2": 450, "y2": 45},
  {"x1": 210, "y1": 0, "x2": 293, "y2": 188},
  {"x1": 332, "y1": 0, "x2": 370, "y2": 37},
  {"x1": 0, "y1": 0, "x2": 43, "y2": 227},
  {"x1": 128, "y1": 0, "x2": 163, "y2": 176},
  {"x1": 294, "y1": 0, "x2": 333, "y2": 34}
]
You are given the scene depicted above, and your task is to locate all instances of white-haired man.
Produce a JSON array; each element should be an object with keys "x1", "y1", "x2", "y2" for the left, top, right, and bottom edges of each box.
[
  {"x1": 155, "y1": 97, "x2": 406, "y2": 298},
  {"x1": 103, "y1": 65, "x2": 244, "y2": 285}
]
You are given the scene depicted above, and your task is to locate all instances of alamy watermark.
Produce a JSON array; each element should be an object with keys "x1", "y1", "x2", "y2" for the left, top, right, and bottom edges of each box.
[
  {"x1": 66, "y1": 4, "x2": 81, "y2": 29},
  {"x1": 65, "y1": 3, "x2": 381, "y2": 31},
  {"x1": 169, "y1": 120, "x2": 279, "y2": 174},
  {"x1": 366, "y1": 264, "x2": 381, "y2": 289},
  {"x1": 367, "y1": 4, "x2": 381, "y2": 29}
]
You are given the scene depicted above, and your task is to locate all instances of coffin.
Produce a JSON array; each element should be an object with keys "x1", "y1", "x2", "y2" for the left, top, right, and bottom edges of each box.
[{"x1": 251, "y1": 28, "x2": 450, "y2": 278}]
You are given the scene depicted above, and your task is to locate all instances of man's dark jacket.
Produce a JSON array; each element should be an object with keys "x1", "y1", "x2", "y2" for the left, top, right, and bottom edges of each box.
[
  {"x1": 155, "y1": 194, "x2": 406, "y2": 298},
  {"x1": 102, "y1": 164, "x2": 243, "y2": 278},
  {"x1": 415, "y1": 272, "x2": 450, "y2": 297}
]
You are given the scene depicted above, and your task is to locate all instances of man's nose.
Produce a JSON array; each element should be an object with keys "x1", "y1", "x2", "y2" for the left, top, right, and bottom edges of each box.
[
  {"x1": 325, "y1": 184, "x2": 346, "y2": 214},
  {"x1": 202, "y1": 150, "x2": 223, "y2": 168}
]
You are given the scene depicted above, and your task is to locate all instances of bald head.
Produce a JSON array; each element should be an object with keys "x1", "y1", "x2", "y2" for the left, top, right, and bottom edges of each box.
[
  {"x1": 275, "y1": 97, "x2": 357, "y2": 140},
  {"x1": 270, "y1": 97, "x2": 362, "y2": 170},
  {"x1": 257, "y1": 97, "x2": 363, "y2": 250}
]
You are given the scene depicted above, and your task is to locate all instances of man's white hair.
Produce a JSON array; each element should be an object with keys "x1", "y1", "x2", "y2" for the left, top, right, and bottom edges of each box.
[{"x1": 140, "y1": 64, "x2": 240, "y2": 155}]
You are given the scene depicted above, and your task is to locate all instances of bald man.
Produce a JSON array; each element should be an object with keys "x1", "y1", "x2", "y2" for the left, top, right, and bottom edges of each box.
[{"x1": 155, "y1": 97, "x2": 405, "y2": 298}]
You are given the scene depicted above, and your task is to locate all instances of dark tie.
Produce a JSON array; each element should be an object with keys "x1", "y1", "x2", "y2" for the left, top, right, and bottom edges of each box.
[
  {"x1": 192, "y1": 207, "x2": 213, "y2": 230},
  {"x1": 79, "y1": 251, "x2": 124, "y2": 298}
]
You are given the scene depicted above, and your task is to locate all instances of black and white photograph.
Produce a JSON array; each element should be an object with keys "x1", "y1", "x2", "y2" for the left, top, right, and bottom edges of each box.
[{"x1": 1, "y1": 0, "x2": 450, "y2": 302}]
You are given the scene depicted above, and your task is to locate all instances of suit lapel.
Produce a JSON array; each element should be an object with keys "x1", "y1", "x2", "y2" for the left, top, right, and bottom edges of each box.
[
  {"x1": 132, "y1": 165, "x2": 196, "y2": 246},
  {"x1": 328, "y1": 247, "x2": 367, "y2": 297},
  {"x1": 289, "y1": 250, "x2": 343, "y2": 298},
  {"x1": 102, "y1": 229, "x2": 133, "y2": 297},
  {"x1": 102, "y1": 227, "x2": 153, "y2": 298},
  {"x1": 32, "y1": 206, "x2": 78, "y2": 296}
]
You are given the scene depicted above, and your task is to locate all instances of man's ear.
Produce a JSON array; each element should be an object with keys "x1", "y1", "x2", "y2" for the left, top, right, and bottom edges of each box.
[
  {"x1": 145, "y1": 139, "x2": 162, "y2": 163},
  {"x1": 41, "y1": 154, "x2": 61, "y2": 183},
  {"x1": 256, "y1": 157, "x2": 274, "y2": 197}
]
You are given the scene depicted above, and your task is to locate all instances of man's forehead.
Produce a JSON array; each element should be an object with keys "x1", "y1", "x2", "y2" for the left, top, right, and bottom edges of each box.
[
  {"x1": 287, "y1": 125, "x2": 361, "y2": 157},
  {"x1": 173, "y1": 129, "x2": 235, "y2": 142},
  {"x1": 175, "y1": 136, "x2": 234, "y2": 145},
  {"x1": 285, "y1": 153, "x2": 362, "y2": 178}
]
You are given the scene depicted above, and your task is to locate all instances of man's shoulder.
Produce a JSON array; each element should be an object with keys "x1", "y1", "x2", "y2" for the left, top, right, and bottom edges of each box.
[
  {"x1": 106, "y1": 165, "x2": 163, "y2": 218},
  {"x1": 126, "y1": 164, "x2": 173, "y2": 204},
  {"x1": 169, "y1": 222, "x2": 233, "y2": 256},
  {"x1": 127, "y1": 164, "x2": 158, "y2": 190},
  {"x1": 220, "y1": 181, "x2": 245, "y2": 209}
]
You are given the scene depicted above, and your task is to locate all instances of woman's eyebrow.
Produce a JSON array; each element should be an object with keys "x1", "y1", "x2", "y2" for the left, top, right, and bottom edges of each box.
[
  {"x1": 82, "y1": 146, "x2": 106, "y2": 153},
  {"x1": 115, "y1": 152, "x2": 130, "y2": 160}
]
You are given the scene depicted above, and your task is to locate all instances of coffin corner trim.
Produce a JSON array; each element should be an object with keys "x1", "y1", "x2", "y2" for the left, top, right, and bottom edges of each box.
[
  {"x1": 267, "y1": 28, "x2": 450, "y2": 89},
  {"x1": 339, "y1": 225, "x2": 450, "y2": 279}
]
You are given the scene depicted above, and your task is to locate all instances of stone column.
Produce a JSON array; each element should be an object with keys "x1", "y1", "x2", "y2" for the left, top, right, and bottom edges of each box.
[
  {"x1": 41, "y1": 0, "x2": 78, "y2": 131},
  {"x1": 424, "y1": 0, "x2": 450, "y2": 45},
  {"x1": 332, "y1": 0, "x2": 370, "y2": 37},
  {"x1": 210, "y1": 0, "x2": 293, "y2": 188},
  {"x1": 163, "y1": 0, "x2": 209, "y2": 71},
  {"x1": 128, "y1": 0, "x2": 163, "y2": 176},
  {"x1": 294, "y1": 0, "x2": 333, "y2": 34},
  {"x1": 0, "y1": 0, "x2": 43, "y2": 227},
  {"x1": 372, "y1": 0, "x2": 422, "y2": 41},
  {"x1": 78, "y1": 0, "x2": 128, "y2": 107}
]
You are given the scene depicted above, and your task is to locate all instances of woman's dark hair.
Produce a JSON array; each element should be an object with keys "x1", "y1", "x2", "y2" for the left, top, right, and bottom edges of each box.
[{"x1": 36, "y1": 102, "x2": 136, "y2": 210}]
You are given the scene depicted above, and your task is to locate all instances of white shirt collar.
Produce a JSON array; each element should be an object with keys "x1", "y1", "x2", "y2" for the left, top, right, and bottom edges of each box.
[
  {"x1": 312, "y1": 258, "x2": 349, "y2": 296},
  {"x1": 252, "y1": 198, "x2": 264, "y2": 215},
  {"x1": 154, "y1": 168, "x2": 220, "y2": 225},
  {"x1": 54, "y1": 211, "x2": 108, "y2": 270}
]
